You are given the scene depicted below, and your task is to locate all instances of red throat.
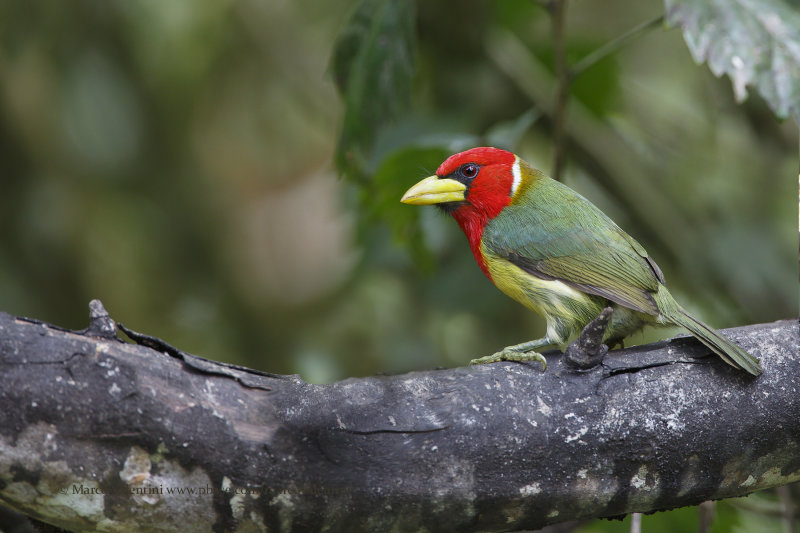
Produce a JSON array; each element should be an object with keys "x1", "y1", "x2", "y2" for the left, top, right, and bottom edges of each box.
[
  {"x1": 437, "y1": 148, "x2": 517, "y2": 280},
  {"x1": 452, "y1": 205, "x2": 494, "y2": 279}
]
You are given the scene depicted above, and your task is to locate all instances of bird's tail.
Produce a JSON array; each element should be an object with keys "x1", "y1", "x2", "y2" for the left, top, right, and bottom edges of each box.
[{"x1": 656, "y1": 290, "x2": 763, "y2": 376}]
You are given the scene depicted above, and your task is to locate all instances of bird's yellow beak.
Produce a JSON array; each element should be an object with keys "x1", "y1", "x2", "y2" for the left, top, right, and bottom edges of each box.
[{"x1": 400, "y1": 176, "x2": 466, "y2": 205}]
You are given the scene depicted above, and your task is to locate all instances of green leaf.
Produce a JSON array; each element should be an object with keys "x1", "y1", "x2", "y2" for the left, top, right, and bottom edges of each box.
[
  {"x1": 330, "y1": 0, "x2": 417, "y2": 180},
  {"x1": 665, "y1": 0, "x2": 800, "y2": 121}
]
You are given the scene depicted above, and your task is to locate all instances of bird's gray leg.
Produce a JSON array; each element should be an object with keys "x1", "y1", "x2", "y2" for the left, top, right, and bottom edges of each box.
[
  {"x1": 564, "y1": 307, "x2": 614, "y2": 369},
  {"x1": 469, "y1": 337, "x2": 552, "y2": 370}
]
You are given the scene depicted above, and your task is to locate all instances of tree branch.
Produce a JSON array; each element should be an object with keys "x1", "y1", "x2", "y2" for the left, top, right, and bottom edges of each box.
[{"x1": 0, "y1": 304, "x2": 798, "y2": 532}]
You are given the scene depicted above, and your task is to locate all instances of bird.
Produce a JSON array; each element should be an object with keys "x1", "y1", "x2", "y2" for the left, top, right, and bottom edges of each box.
[{"x1": 400, "y1": 147, "x2": 762, "y2": 376}]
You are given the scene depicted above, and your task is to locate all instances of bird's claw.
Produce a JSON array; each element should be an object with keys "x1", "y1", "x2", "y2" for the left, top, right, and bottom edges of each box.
[{"x1": 470, "y1": 349, "x2": 547, "y2": 371}]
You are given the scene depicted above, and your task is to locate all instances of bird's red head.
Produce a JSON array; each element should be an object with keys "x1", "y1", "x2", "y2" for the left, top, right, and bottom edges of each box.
[
  {"x1": 400, "y1": 147, "x2": 524, "y2": 278},
  {"x1": 434, "y1": 147, "x2": 518, "y2": 220}
]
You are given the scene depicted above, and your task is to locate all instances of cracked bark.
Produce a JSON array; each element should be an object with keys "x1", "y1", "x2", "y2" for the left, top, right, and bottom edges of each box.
[{"x1": 0, "y1": 306, "x2": 798, "y2": 533}]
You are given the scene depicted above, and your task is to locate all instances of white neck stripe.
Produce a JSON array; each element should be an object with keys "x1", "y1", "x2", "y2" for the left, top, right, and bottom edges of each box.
[{"x1": 510, "y1": 157, "x2": 522, "y2": 198}]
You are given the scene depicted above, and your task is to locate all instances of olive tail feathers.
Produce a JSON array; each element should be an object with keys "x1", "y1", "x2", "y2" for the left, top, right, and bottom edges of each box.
[{"x1": 667, "y1": 307, "x2": 763, "y2": 376}]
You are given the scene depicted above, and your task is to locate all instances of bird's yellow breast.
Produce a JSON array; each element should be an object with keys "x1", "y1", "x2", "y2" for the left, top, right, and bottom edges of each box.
[{"x1": 480, "y1": 244, "x2": 600, "y2": 323}]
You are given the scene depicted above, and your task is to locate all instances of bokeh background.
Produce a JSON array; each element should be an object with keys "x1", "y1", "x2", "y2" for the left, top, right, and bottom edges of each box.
[{"x1": 0, "y1": 0, "x2": 797, "y2": 530}]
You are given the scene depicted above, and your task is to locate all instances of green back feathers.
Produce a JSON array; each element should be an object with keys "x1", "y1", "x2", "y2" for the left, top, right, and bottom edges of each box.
[{"x1": 483, "y1": 164, "x2": 665, "y2": 316}]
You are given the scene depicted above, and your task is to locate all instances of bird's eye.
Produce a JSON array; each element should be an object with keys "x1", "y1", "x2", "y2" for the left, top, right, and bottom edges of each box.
[{"x1": 460, "y1": 164, "x2": 479, "y2": 179}]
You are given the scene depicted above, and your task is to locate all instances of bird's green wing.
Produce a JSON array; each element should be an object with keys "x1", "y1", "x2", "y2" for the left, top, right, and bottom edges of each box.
[{"x1": 483, "y1": 179, "x2": 665, "y2": 316}]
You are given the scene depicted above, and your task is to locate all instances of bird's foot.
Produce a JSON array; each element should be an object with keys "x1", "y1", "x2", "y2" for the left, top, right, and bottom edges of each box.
[
  {"x1": 470, "y1": 348, "x2": 547, "y2": 371},
  {"x1": 564, "y1": 306, "x2": 613, "y2": 370}
]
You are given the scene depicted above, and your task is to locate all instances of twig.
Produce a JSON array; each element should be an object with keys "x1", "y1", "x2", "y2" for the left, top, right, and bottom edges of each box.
[
  {"x1": 777, "y1": 485, "x2": 796, "y2": 533},
  {"x1": 630, "y1": 512, "x2": 642, "y2": 533},
  {"x1": 698, "y1": 500, "x2": 716, "y2": 533},
  {"x1": 543, "y1": 11, "x2": 664, "y2": 182},
  {"x1": 569, "y1": 15, "x2": 664, "y2": 80}
]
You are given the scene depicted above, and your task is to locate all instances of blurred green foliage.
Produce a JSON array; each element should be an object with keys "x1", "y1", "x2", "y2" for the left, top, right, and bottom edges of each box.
[
  {"x1": 332, "y1": 0, "x2": 416, "y2": 179},
  {"x1": 0, "y1": 0, "x2": 797, "y2": 531}
]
